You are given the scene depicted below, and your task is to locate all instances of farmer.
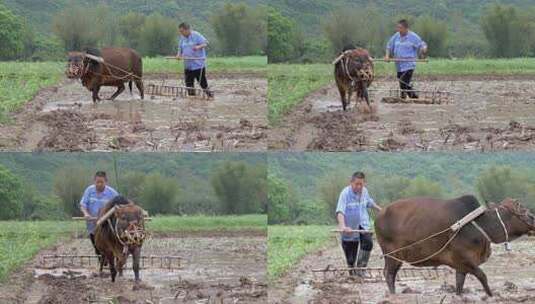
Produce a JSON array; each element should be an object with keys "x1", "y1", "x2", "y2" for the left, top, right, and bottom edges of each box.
[
  {"x1": 176, "y1": 22, "x2": 213, "y2": 97},
  {"x1": 336, "y1": 171, "x2": 382, "y2": 277},
  {"x1": 80, "y1": 171, "x2": 119, "y2": 259},
  {"x1": 385, "y1": 19, "x2": 428, "y2": 99}
]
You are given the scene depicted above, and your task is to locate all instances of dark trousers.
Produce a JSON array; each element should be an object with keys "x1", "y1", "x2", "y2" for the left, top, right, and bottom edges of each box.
[
  {"x1": 184, "y1": 68, "x2": 209, "y2": 95},
  {"x1": 342, "y1": 229, "x2": 373, "y2": 267},
  {"x1": 89, "y1": 233, "x2": 101, "y2": 255},
  {"x1": 397, "y1": 69, "x2": 418, "y2": 99}
]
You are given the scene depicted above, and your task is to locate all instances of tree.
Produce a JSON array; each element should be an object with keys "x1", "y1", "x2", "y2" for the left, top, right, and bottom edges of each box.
[
  {"x1": 120, "y1": 171, "x2": 146, "y2": 203},
  {"x1": 267, "y1": 8, "x2": 303, "y2": 63},
  {"x1": 414, "y1": 15, "x2": 448, "y2": 57},
  {"x1": 53, "y1": 166, "x2": 93, "y2": 216},
  {"x1": 323, "y1": 6, "x2": 390, "y2": 56},
  {"x1": 119, "y1": 12, "x2": 146, "y2": 51},
  {"x1": 139, "y1": 13, "x2": 177, "y2": 56},
  {"x1": 268, "y1": 174, "x2": 291, "y2": 224},
  {"x1": 211, "y1": 3, "x2": 266, "y2": 56},
  {"x1": 0, "y1": 165, "x2": 23, "y2": 220},
  {"x1": 476, "y1": 166, "x2": 528, "y2": 204},
  {"x1": 52, "y1": 6, "x2": 102, "y2": 51},
  {"x1": 211, "y1": 161, "x2": 266, "y2": 214},
  {"x1": 401, "y1": 176, "x2": 444, "y2": 198},
  {"x1": 0, "y1": 4, "x2": 25, "y2": 60},
  {"x1": 481, "y1": 4, "x2": 521, "y2": 57},
  {"x1": 139, "y1": 173, "x2": 180, "y2": 215},
  {"x1": 317, "y1": 171, "x2": 348, "y2": 218}
]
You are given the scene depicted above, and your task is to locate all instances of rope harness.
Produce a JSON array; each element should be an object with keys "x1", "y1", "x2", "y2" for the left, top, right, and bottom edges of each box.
[
  {"x1": 383, "y1": 206, "x2": 511, "y2": 265},
  {"x1": 105, "y1": 207, "x2": 147, "y2": 255},
  {"x1": 336, "y1": 50, "x2": 374, "y2": 90},
  {"x1": 67, "y1": 53, "x2": 143, "y2": 83}
]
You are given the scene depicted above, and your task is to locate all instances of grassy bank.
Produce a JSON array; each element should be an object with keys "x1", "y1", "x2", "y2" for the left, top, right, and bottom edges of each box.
[
  {"x1": 0, "y1": 214, "x2": 266, "y2": 282},
  {"x1": 268, "y1": 58, "x2": 535, "y2": 124},
  {"x1": 268, "y1": 225, "x2": 331, "y2": 280},
  {"x1": 0, "y1": 56, "x2": 266, "y2": 120}
]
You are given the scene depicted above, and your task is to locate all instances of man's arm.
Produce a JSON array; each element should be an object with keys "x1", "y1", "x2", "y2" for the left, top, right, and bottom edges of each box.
[
  {"x1": 365, "y1": 189, "x2": 382, "y2": 212},
  {"x1": 193, "y1": 32, "x2": 209, "y2": 51},
  {"x1": 412, "y1": 33, "x2": 428, "y2": 57},
  {"x1": 385, "y1": 35, "x2": 395, "y2": 60},
  {"x1": 79, "y1": 187, "x2": 92, "y2": 219},
  {"x1": 335, "y1": 190, "x2": 352, "y2": 233}
]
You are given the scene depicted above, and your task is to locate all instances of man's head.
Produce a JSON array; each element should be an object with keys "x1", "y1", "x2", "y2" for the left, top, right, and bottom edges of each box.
[
  {"x1": 350, "y1": 171, "x2": 366, "y2": 193},
  {"x1": 178, "y1": 22, "x2": 191, "y2": 37},
  {"x1": 94, "y1": 171, "x2": 108, "y2": 192},
  {"x1": 396, "y1": 19, "x2": 409, "y2": 35}
]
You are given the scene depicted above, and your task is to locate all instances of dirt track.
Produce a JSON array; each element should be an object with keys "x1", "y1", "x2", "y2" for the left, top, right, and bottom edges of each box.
[
  {"x1": 0, "y1": 231, "x2": 267, "y2": 304},
  {"x1": 269, "y1": 235, "x2": 535, "y2": 304},
  {"x1": 0, "y1": 73, "x2": 267, "y2": 152},
  {"x1": 269, "y1": 76, "x2": 535, "y2": 151}
]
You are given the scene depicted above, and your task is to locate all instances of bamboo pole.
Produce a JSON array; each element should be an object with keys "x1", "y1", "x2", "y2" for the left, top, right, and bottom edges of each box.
[
  {"x1": 331, "y1": 229, "x2": 374, "y2": 234},
  {"x1": 165, "y1": 56, "x2": 206, "y2": 60}
]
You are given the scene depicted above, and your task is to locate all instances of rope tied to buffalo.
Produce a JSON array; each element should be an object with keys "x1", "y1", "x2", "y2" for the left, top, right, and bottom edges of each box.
[{"x1": 382, "y1": 206, "x2": 489, "y2": 265}]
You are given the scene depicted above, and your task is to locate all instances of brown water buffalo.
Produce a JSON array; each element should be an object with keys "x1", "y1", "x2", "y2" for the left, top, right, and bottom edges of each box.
[
  {"x1": 375, "y1": 195, "x2": 535, "y2": 296},
  {"x1": 94, "y1": 196, "x2": 146, "y2": 282},
  {"x1": 334, "y1": 47, "x2": 374, "y2": 111},
  {"x1": 66, "y1": 47, "x2": 144, "y2": 103}
]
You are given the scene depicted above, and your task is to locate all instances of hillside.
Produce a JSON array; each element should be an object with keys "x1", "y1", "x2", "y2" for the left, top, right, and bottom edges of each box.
[
  {"x1": 267, "y1": 0, "x2": 535, "y2": 35},
  {"x1": 0, "y1": 152, "x2": 266, "y2": 195},
  {"x1": 2, "y1": 0, "x2": 267, "y2": 39},
  {"x1": 268, "y1": 152, "x2": 535, "y2": 199}
]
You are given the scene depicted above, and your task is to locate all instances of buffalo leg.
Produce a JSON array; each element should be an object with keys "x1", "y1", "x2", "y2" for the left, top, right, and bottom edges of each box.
[
  {"x1": 109, "y1": 83, "x2": 125, "y2": 100},
  {"x1": 455, "y1": 270, "x2": 467, "y2": 295},
  {"x1": 135, "y1": 80, "x2": 144, "y2": 100},
  {"x1": 384, "y1": 257, "x2": 402, "y2": 294},
  {"x1": 132, "y1": 247, "x2": 141, "y2": 282},
  {"x1": 337, "y1": 83, "x2": 347, "y2": 111},
  {"x1": 107, "y1": 254, "x2": 117, "y2": 282},
  {"x1": 92, "y1": 86, "x2": 101, "y2": 103},
  {"x1": 470, "y1": 266, "x2": 492, "y2": 296},
  {"x1": 362, "y1": 85, "x2": 370, "y2": 107}
]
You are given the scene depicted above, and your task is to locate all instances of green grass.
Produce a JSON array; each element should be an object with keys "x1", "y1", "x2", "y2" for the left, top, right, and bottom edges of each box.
[
  {"x1": 268, "y1": 57, "x2": 535, "y2": 124},
  {"x1": 144, "y1": 55, "x2": 266, "y2": 74},
  {"x1": 0, "y1": 214, "x2": 266, "y2": 282},
  {"x1": 0, "y1": 61, "x2": 64, "y2": 120},
  {"x1": 146, "y1": 214, "x2": 267, "y2": 232},
  {"x1": 0, "y1": 56, "x2": 265, "y2": 120},
  {"x1": 268, "y1": 225, "x2": 331, "y2": 280}
]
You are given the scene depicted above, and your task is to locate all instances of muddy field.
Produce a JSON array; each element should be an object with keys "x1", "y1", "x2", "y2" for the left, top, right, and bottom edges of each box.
[
  {"x1": 0, "y1": 231, "x2": 266, "y2": 303},
  {"x1": 0, "y1": 73, "x2": 267, "y2": 152},
  {"x1": 269, "y1": 235, "x2": 535, "y2": 304},
  {"x1": 269, "y1": 76, "x2": 535, "y2": 151}
]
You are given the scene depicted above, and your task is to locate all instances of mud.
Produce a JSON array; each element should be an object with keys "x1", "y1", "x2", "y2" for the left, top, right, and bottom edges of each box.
[
  {"x1": 0, "y1": 74, "x2": 267, "y2": 152},
  {"x1": 269, "y1": 236, "x2": 535, "y2": 304},
  {"x1": 269, "y1": 76, "x2": 535, "y2": 151},
  {"x1": 0, "y1": 232, "x2": 266, "y2": 304}
]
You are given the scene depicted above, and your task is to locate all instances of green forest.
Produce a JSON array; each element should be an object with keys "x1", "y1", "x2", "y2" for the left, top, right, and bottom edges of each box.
[
  {"x1": 268, "y1": 152, "x2": 535, "y2": 224},
  {"x1": 267, "y1": 1, "x2": 535, "y2": 62},
  {"x1": 0, "y1": 153, "x2": 267, "y2": 220},
  {"x1": 0, "y1": 0, "x2": 267, "y2": 60}
]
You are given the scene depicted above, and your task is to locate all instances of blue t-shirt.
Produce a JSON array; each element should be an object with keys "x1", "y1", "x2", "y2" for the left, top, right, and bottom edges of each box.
[
  {"x1": 178, "y1": 30, "x2": 208, "y2": 71},
  {"x1": 386, "y1": 31, "x2": 427, "y2": 72},
  {"x1": 336, "y1": 186, "x2": 375, "y2": 241},
  {"x1": 80, "y1": 185, "x2": 118, "y2": 234}
]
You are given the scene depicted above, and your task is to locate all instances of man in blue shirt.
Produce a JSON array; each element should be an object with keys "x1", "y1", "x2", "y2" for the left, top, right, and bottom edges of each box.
[
  {"x1": 385, "y1": 19, "x2": 428, "y2": 99},
  {"x1": 336, "y1": 171, "x2": 382, "y2": 276},
  {"x1": 176, "y1": 23, "x2": 213, "y2": 98},
  {"x1": 80, "y1": 171, "x2": 119, "y2": 258}
]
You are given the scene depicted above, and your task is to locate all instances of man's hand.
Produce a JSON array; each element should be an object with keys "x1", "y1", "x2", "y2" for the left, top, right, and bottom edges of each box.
[
  {"x1": 419, "y1": 47, "x2": 428, "y2": 59},
  {"x1": 384, "y1": 55, "x2": 391, "y2": 62},
  {"x1": 84, "y1": 214, "x2": 96, "y2": 221},
  {"x1": 339, "y1": 225, "x2": 354, "y2": 234},
  {"x1": 175, "y1": 54, "x2": 183, "y2": 60}
]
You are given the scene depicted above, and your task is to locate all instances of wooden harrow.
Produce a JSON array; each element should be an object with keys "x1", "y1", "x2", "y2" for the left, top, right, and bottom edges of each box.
[
  {"x1": 145, "y1": 82, "x2": 214, "y2": 99},
  {"x1": 369, "y1": 88, "x2": 454, "y2": 105},
  {"x1": 38, "y1": 254, "x2": 183, "y2": 271},
  {"x1": 311, "y1": 265, "x2": 452, "y2": 283}
]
